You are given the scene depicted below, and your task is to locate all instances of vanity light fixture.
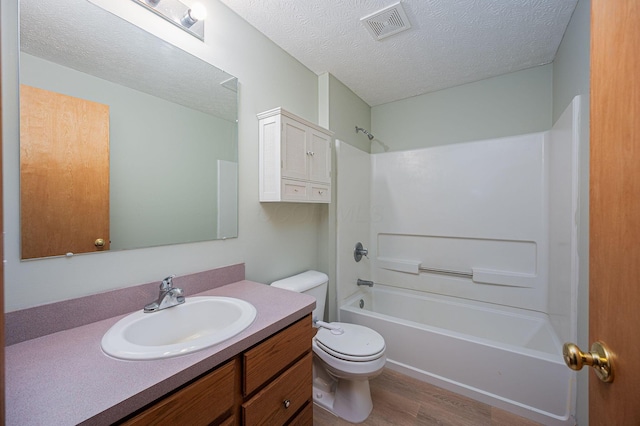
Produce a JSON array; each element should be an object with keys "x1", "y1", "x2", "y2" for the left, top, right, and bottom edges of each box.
[
  {"x1": 131, "y1": 0, "x2": 206, "y2": 40},
  {"x1": 181, "y1": 3, "x2": 207, "y2": 28}
]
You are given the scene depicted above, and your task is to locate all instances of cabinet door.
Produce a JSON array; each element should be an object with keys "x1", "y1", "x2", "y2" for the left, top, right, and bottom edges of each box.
[
  {"x1": 308, "y1": 129, "x2": 331, "y2": 184},
  {"x1": 242, "y1": 353, "x2": 312, "y2": 425},
  {"x1": 281, "y1": 116, "x2": 309, "y2": 180},
  {"x1": 122, "y1": 359, "x2": 238, "y2": 426}
]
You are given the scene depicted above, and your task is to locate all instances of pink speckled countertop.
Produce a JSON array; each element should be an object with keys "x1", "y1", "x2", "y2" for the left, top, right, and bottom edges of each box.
[{"x1": 6, "y1": 280, "x2": 315, "y2": 425}]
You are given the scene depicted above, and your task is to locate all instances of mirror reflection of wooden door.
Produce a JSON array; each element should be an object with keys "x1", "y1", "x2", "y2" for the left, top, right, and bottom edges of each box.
[
  {"x1": 20, "y1": 85, "x2": 110, "y2": 259},
  {"x1": 589, "y1": 0, "x2": 640, "y2": 423}
]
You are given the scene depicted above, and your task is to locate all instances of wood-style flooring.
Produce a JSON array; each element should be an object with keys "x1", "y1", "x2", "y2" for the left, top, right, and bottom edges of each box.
[{"x1": 313, "y1": 368, "x2": 543, "y2": 426}]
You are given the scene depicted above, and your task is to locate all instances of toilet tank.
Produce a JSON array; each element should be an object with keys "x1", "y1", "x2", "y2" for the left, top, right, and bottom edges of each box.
[{"x1": 271, "y1": 270, "x2": 328, "y2": 323}]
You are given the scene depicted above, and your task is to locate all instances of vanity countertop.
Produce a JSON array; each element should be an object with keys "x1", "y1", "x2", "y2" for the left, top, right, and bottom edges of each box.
[{"x1": 6, "y1": 280, "x2": 315, "y2": 425}]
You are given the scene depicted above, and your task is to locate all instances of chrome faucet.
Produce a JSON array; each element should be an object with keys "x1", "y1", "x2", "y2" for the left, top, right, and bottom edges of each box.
[
  {"x1": 144, "y1": 275, "x2": 185, "y2": 313},
  {"x1": 357, "y1": 279, "x2": 374, "y2": 287}
]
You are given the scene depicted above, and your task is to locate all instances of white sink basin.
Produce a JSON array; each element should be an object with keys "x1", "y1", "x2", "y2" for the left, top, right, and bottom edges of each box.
[{"x1": 101, "y1": 296, "x2": 257, "y2": 360}]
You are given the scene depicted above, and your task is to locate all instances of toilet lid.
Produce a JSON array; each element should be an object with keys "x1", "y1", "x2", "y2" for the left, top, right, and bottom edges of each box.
[{"x1": 314, "y1": 322, "x2": 385, "y2": 361}]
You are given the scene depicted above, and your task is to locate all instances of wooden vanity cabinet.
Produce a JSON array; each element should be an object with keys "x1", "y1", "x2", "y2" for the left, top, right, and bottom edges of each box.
[
  {"x1": 120, "y1": 315, "x2": 313, "y2": 426},
  {"x1": 242, "y1": 315, "x2": 314, "y2": 425},
  {"x1": 121, "y1": 358, "x2": 239, "y2": 426}
]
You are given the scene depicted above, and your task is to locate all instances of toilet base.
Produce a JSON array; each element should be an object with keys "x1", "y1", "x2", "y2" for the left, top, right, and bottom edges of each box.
[{"x1": 313, "y1": 377, "x2": 373, "y2": 423}]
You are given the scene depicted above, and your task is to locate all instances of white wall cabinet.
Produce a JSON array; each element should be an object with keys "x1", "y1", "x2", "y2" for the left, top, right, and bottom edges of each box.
[{"x1": 258, "y1": 108, "x2": 333, "y2": 203}]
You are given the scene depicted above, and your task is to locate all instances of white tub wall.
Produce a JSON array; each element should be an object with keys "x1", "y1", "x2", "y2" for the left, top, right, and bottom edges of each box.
[
  {"x1": 369, "y1": 133, "x2": 549, "y2": 313},
  {"x1": 552, "y1": 1, "x2": 590, "y2": 424},
  {"x1": 548, "y1": 96, "x2": 581, "y2": 346},
  {"x1": 318, "y1": 73, "x2": 372, "y2": 322},
  {"x1": 335, "y1": 141, "x2": 372, "y2": 308}
]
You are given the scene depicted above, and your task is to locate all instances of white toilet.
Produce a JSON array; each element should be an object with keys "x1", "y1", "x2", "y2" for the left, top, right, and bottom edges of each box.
[{"x1": 271, "y1": 270, "x2": 386, "y2": 423}]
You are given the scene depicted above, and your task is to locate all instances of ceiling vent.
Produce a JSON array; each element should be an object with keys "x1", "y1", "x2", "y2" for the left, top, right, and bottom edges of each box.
[{"x1": 360, "y1": 2, "x2": 411, "y2": 41}]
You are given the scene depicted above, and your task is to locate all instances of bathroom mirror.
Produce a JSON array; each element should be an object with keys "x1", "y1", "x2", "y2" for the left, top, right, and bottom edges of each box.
[{"x1": 19, "y1": 0, "x2": 238, "y2": 259}]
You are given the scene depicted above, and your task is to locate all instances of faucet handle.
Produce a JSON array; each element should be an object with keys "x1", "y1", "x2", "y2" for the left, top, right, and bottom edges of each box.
[
  {"x1": 354, "y1": 242, "x2": 369, "y2": 262},
  {"x1": 160, "y1": 274, "x2": 176, "y2": 290},
  {"x1": 172, "y1": 287, "x2": 185, "y2": 303}
]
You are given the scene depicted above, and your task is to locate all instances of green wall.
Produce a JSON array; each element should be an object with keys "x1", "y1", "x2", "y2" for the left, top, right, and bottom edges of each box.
[{"x1": 371, "y1": 64, "x2": 553, "y2": 152}]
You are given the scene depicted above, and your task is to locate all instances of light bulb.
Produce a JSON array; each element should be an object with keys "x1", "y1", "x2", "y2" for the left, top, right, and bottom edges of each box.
[
  {"x1": 181, "y1": 3, "x2": 207, "y2": 27},
  {"x1": 189, "y1": 3, "x2": 207, "y2": 21}
]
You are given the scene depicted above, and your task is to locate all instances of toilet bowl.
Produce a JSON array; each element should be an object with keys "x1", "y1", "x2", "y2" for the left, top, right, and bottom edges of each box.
[{"x1": 271, "y1": 271, "x2": 386, "y2": 423}]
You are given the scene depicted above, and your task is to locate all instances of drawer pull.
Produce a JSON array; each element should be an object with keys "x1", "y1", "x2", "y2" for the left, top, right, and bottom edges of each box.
[{"x1": 283, "y1": 399, "x2": 291, "y2": 409}]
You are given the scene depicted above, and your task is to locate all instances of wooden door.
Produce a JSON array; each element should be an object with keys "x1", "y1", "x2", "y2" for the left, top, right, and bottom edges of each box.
[
  {"x1": 590, "y1": 0, "x2": 640, "y2": 422},
  {"x1": 20, "y1": 85, "x2": 110, "y2": 259},
  {"x1": 1, "y1": 34, "x2": 5, "y2": 421}
]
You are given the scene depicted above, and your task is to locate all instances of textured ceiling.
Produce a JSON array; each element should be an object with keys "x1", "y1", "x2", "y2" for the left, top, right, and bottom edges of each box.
[
  {"x1": 219, "y1": 0, "x2": 578, "y2": 106},
  {"x1": 20, "y1": 0, "x2": 237, "y2": 121}
]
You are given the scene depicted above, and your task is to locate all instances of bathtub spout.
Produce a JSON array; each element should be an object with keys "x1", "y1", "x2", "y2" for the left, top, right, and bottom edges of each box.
[{"x1": 357, "y1": 279, "x2": 374, "y2": 287}]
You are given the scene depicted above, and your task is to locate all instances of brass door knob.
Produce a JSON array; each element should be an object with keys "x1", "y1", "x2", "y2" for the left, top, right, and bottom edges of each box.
[
  {"x1": 562, "y1": 341, "x2": 614, "y2": 383},
  {"x1": 94, "y1": 238, "x2": 105, "y2": 248}
]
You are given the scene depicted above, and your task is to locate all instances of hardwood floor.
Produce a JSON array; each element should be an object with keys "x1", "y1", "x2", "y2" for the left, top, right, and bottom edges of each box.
[{"x1": 313, "y1": 368, "x2": 543, "y2": 426}]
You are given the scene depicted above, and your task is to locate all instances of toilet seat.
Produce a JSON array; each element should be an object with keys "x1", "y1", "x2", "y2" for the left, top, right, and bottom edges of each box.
[
  {"x1": 312, "y1": 339, "x2": 387, "y2": 379},
  {"x1": 314, "y1": 322, "x2": 386, "y2": 362}
]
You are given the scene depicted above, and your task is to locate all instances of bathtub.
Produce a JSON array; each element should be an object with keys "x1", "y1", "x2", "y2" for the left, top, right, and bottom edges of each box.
[{"x1": 340, "y1": 285, "x2": 575, "y2": 425}]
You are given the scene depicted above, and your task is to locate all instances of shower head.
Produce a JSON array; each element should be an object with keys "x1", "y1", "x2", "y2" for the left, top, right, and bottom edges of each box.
[{"x1": 355, "y1": 126, "x2": 375, "y2": 141}]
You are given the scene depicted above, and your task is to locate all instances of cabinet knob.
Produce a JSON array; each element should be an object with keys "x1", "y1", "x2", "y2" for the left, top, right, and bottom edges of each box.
[{"x1": 283, "y1": 399, "x2": 291, "y2": 409}]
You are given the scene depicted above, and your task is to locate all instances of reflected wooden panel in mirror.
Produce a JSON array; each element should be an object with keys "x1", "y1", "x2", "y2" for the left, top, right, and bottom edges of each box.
[
  {"x1": 20, "y1": 86, "x2": 110, "y2": 259},
  {"x1": 19, "y1": 0, "x2": 239, "y2": 259}
]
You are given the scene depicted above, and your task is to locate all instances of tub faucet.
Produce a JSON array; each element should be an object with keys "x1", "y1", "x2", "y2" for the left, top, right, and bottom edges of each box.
[
  {"x1": 144, "y1": 275, "x2": 185, "y2": 313},
  {"x1": 357, "y1": 279, "x2": 374, "y2": 287}
]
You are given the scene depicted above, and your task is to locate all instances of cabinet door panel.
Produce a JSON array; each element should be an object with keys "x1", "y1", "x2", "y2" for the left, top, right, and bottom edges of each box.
[
  {"x1": 282, "y1": 117, "x2": 308, "y2": 180},
  {"x1": 308, "y1": 130, "x2": 331, "y2": 184},
  {"x1": 122, "y1": 359, "x2": 237, "y2": 426}
]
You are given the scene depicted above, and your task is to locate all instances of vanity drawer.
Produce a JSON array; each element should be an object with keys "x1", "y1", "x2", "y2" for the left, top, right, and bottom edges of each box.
[
  {"x1": 282, "y1": 179, "x2": 309, "y2": 201},
  {"x1": 243, "y1": 315, "x2": 312, "y2": 396},
  {"x1": 122, "y1": 358, "x2": 237, "y2": 426},
  {"x1": 309, "y1": 183, "x2": 330, "y2": 202},
  {"x1": 242, "y1": 353, "x2": 312, "y2": 425}
]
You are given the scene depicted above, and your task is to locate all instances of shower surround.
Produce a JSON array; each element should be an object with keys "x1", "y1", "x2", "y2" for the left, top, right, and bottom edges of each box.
[{"x1": 335, "y1": 97, "x2": 581, "y2": 425}]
